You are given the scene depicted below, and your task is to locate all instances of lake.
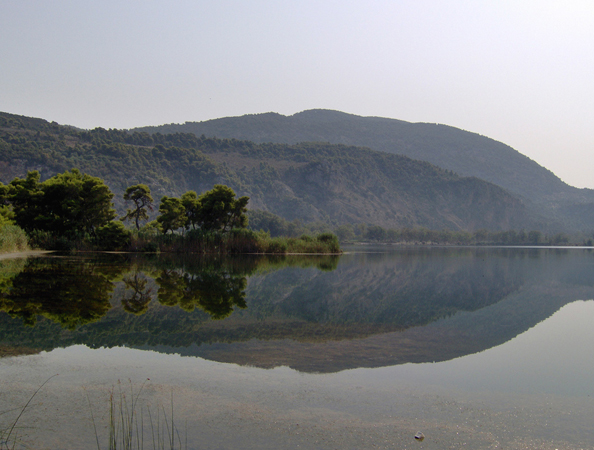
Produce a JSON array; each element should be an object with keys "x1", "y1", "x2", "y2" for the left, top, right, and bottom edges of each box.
[{"x1": 1, "y1": 246, "x2": 594, "y2": 449}]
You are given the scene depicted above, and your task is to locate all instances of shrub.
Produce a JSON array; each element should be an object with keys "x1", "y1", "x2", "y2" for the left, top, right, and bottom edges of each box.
[
  {"x1": 95, "y1": 221, "x2": 132, "y2": 251},
  {"x1": 0, "y1": 224, "x2": 29, "y2": 253},
  {"x1": 316, "y1": 232, "x2": 340, "y2": 253},
  {"x1": 265, "y1": 238, "x2": 288, "y2": 254}
]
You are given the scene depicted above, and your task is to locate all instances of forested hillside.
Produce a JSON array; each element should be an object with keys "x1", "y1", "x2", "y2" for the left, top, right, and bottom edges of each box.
[
  {"x1": 0, "y1": 111, "x2": 550, "y2": 231},
  {"x1": 135, "y1": 109, "x2": 594, "y2": 231}
]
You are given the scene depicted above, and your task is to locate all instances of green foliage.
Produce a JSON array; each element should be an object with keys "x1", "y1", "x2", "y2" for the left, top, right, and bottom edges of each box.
[
  {"x1": 247, "y1": 210, "x2": 305, "y2": 237},
  {"x1": 94, "y1": 221, "x2": 132, "y2": 251},
  {"x1": 41, "y1": 169, "x2": 116, "y2": 235},
  {"x1": 342, "y1": 223, "x2": 576, "y2": 246},
  {"x1": 257, "y1": 233, "x2": 341, "y2": 254},
  {"x1": 131, "y1": 109, "x2": 579, "y2": 222},
  {"x1": 180, "y1": 190, "x2": 200, "y2": 230},
  {"x1": 195, "y1": 185, "x2": 249, "y2": 232},
  {"x1": 334, "y1": 224, "x2": 355, "y2": 243},
  {"x1": 264, "y1": 238, "x2": 288, "y2": 254},
  {"x1": 7, "y1": 171, "x2": 44, "y2": 233},
  {"x1": 8, "y1": 169, "x2": 115, "y2": 237},
  {"x1": 156, "y1": 196, "x2": 187, "y2": 234},
  {"x1": 0, "y1": 110, "x2": 565, "y2": 233},
  {"x1": 316, "y1": 232, "x2": 341, "y2": 252},
  {"x1": 121, "y1": 184, "x2": 154, "y2": 230},
  {"x1": 0, "y1": 225, "x2": 29, "y2": 253}
]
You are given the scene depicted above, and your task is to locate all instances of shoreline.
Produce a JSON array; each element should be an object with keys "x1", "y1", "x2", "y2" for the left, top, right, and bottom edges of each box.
[{"x1": 0, "y1": 250, "x2": 53, "y2": 260}]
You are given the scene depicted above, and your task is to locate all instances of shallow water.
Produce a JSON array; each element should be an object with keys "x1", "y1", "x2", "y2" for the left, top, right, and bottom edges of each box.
[{"x1": 1, "y1": 246, "x2": 594, "y2": 449}]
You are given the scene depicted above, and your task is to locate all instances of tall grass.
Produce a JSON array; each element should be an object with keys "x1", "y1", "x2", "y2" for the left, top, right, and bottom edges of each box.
[
  {"x1": 0, "y1": 225, "x2": 29, "y2": 254},
  {"x1": 27, "y1": 224, "x2": 342, "y2": 255},
  {"x1": 128, "y1": 228, "x2": 341, "y2": 254},
  {"x1": 88, "y1": 380, "x2": 186, "y2": 450}
]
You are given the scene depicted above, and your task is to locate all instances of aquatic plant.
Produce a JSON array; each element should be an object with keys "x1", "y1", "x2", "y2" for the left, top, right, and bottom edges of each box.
[{"x1": 88, "y1": 380, "x2": 186, "y2": 450}]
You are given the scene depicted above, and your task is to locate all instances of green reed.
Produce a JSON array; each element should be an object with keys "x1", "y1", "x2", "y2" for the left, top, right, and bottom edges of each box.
[
  {"x1": 88, "y1": 380, "x2": 186, "y2": 450},
  {"x1": 0, "y1": 225, "x2": 28, "y2": 254}
]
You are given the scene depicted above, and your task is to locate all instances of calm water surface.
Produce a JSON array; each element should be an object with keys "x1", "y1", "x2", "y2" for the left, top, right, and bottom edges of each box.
[{"x1": 1, "y1": 246, "x2": 594, "y2": 449}]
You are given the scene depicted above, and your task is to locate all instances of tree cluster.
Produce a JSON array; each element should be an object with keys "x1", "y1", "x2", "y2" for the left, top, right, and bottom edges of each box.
[
  {"x1": 1, "y1": 169, "x2": 115, "y2": 237},
  {"x1": 0, "y1": 168, "x2": 250, "y2": 252},
  {"x1": 154, "y1": 184, "x2": 249, "y2": 235}
]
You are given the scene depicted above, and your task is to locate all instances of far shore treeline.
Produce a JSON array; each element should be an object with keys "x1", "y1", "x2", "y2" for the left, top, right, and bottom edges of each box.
[{"x1": 0, "y1": 169, "x2": 341, "y2": 254}]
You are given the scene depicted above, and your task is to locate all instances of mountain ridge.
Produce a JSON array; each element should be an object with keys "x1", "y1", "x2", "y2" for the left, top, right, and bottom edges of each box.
[
  {"x1": 0, "y1": 110, "x2": 554, "y2": 232},
  {"x1": 134, "y1": 109, "x2": 594, "y2": 230}
]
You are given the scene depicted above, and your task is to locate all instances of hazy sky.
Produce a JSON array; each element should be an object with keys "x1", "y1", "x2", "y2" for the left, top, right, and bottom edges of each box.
[{"x1": 2, "y1": 1, "x2": 593, "y2": 188}]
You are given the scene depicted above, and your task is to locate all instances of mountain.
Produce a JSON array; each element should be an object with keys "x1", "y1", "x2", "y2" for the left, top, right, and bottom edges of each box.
[
  {"x1": 134, "y1": 109, "x2": 594, "y2": 231},
  {"x1": 0, "y1": 111, "x2": 546, "y2": 232}
]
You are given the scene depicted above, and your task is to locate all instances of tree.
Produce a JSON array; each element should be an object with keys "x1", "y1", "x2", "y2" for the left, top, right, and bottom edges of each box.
[
  {"x1": 7, "y1": 171, "x2": 44, "y2": 232},
  {"x1": 40, "y1": 169, "x2": 116, "y2": 236},
  {"x1": 157, "y1": 196, "x2": 187, "y2": 234},
  {"x1": 94, "y1": 221, "x2": 131, "y2": 250},
  {"x1": 195, "y1": 185, "x2": 249, "y2": 233},
  {"x1": 0, "y1": 182, "x2": 15, "y2": 225},
  {"x1": 8, "y1": 169, "x2": 115, "y2": 236},
  {"x1": 121, "y1": 184, "x2": 154, "y2": 230},
  {"x1": 181, "y1": 191, "x2": 200, "y2": 230},
  {"x1": 334, "y1": 224, "x2": 355, "y2": 243}
]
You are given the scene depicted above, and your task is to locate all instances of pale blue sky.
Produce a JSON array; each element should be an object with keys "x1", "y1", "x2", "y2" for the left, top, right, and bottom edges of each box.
[{"x1": 2, "y1": 1, "x2": 593, "y2": 187}]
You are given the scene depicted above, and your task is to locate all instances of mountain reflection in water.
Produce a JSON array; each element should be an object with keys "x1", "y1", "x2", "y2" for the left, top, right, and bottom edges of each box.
[{"x1": 1, "y1": 247, "x2": 593, "y2": 373}]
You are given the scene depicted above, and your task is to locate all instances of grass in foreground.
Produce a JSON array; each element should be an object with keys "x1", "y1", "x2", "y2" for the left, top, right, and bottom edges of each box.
[{"x1": 88, "y1": 380, "x2": 186, "y2": 450}]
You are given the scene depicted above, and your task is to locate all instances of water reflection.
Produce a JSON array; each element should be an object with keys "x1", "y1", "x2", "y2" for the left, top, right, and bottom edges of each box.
[
  {"x1": 0, "y1": 256, "x2": 120, "y2": 329},
  {"x1": 122, "y1": 270, "x2": 153, "y2": 315},
  {"x1": 1, "y1": 247, "x2": 593, "y2": 372}
]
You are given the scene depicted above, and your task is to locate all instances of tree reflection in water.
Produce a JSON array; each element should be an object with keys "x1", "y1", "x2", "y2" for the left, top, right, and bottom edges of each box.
[
  {"x1": 122, "y1": 271, "x2": 153, "y2": 315},
  {"x1": 0, "y1": 256, "x2": 121, "y2": 329},
  {"x1": 0, "y1": 254, "x2": 340, "y2": 330},
  {"x1": 157, "y1": 269, "x2": 247, "y2": 319}
]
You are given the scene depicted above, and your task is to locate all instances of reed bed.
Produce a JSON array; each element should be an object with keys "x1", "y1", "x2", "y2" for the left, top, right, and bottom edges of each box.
[
  {"x1": 129, "y1": 229, "x2": 341, "y2": 255},
  {"x1": 0, "y1": 225, "x2": 28, "y2": 254}
]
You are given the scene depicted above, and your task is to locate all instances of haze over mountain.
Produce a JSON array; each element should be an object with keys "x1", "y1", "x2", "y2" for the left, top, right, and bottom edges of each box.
[
  {"x1": 0, "y1": 111, "x2": 548, "y2": 232},
  {"x1": 135, "y1": 110, "x2": 594, "y2": 231}
]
